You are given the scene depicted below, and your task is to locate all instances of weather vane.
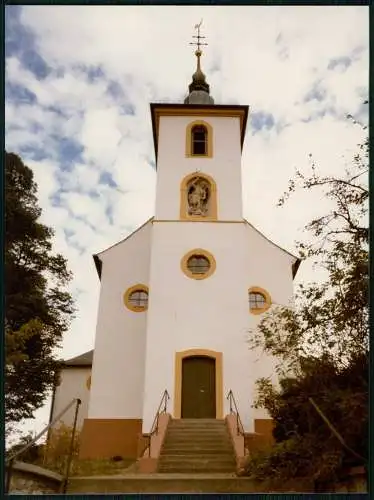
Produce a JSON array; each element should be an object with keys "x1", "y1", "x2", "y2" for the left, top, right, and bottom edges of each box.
[{"x1": 190, "y1": 19, "x2": 208, "y2": 52}]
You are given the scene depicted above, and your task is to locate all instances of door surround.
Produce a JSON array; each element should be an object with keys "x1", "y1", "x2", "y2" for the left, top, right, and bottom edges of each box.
[{"x1": 174, "y1": 349, "x2": 223, "y2": 419}]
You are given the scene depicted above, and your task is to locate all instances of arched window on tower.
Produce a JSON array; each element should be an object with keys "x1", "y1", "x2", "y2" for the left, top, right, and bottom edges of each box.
[
  {"x1": 186, "y1": 120, "x2": 213, "y2": 158},
  {"x1": 191, "y1": 125, "x2": 208, "y2": 155}
]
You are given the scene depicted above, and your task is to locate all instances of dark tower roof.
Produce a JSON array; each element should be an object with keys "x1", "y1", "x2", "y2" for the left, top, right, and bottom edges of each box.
[
  {"x1": 184, "y1": 50, "x2": 214, "y2": 105},
  {"x1": 184, "y1": 22, "x2": 214, "y2": 105}
]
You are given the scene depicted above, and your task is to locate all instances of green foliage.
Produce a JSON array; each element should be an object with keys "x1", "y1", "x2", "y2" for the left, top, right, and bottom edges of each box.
[
  {"x1": 6, "y1": 431, "x2": 44, "y2": 464},
  {"x1": 5, "y1": 152, "x2": 75, "y2": 425},
  {"x1": 245, "y1": 118, "x2": 368, "y2": 488},
  {"x1": 43, "y1": 425, "x2": 134, "y2": 476},
  {"x1": 43, "y1": 424, "x2": 80, "y2": 475}
]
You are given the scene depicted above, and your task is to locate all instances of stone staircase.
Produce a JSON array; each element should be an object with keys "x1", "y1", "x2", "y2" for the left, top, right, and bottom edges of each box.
[
  {"x1": 157, "y1": 419, "x2": 237, "y2": 473},
  {"x1": 67, "y1": 418, "x2": 315, "y2": 492}
]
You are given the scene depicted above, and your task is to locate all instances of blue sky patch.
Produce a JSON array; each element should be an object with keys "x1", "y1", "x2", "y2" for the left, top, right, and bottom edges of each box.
[
  {"x1": 99, "y1": 171, "x2": 118, "y2": 188},
  {"x1": 44, "y1": 105, "x2": 69, "y2": 119},
  {"x1": 301, "y1": 107, "x2": 337, "y2": 123},
  {"x1": 18, "y1": 145, "x2": 49, "y2": 162},
  {"x1": 328, "y1": 56, "x2": 351, "y2": 71},
  {"x1": 148, "y1": 159, "x2": 156, "y2": 170},
  {"x1": 251, "y1": 111, "x2": 275, "y2": 133},
  {"x1": 106, "y1": 81, "x2": 135, "y2": 115},
  {"x1": 57, "y1": 138, "x2": 84, "y2": 171},
  {"x1": 118, "y1": 103, "x2": 135, "y2": 116},
  {"x1": 106, "y1": 81, "x2": 123, "y2": 100},
  {"x1": 304, "y1": 81, "x2": 327, "y2": 103},
  {"x1": 6, "y1": 82, "x2": 37, "y2": 104},
  {"x1": 105, "y1": 204, "x2": 114, "y2": 225},
  {"x1": 74, "y1": 63, "x2": 105, "y2": 82},
  {"x1": 6, "y1": 6, "x2": 51, "y2": 80}
]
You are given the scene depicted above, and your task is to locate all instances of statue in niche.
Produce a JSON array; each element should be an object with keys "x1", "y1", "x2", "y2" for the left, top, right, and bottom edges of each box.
[{"x1": 187, "y1": 176, "x2": 210, "y2": 216}]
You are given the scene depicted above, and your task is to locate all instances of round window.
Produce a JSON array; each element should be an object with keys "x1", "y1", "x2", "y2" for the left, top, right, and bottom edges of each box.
[
  {"x1": 129, "y1": 290, "x2": 148, "y2": 308},
  {"x1": 248, "y1": 287, "x2": 271, "y2": 315},
  {"x1": 187, "y1": 255, "x2": 210, "y2": 275},
  {"x1": 124, "y1": 285, "x2": 149, "y2": 312},
  {"x1": 181, "y1": 249, "x2": 216, "y2": 280}
]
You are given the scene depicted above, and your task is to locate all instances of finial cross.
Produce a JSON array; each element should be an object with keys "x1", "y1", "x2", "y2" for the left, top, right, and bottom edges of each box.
[{"x1": 190, "y1": 19, "x2": 208, "y2": 51}]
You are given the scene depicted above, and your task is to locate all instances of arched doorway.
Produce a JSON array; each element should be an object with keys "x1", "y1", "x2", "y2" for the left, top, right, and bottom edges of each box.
[
  {"x1": 181, "y1": 356, "x2": 216, "y2": 418},
  {"x1": 174, "y1": 349, "x2": 223, "y2": 419}
]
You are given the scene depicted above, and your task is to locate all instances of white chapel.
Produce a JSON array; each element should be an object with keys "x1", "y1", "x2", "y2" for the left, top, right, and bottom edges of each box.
[{"x1": 49, "y1": 39, "x2": 300, "y2": 461}]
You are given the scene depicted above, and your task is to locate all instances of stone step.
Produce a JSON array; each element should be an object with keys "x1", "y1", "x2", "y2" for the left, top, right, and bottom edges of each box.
[
  {"x1": 168, "y1": 429, "x2": 227, "y2": 434},
  {"x1": 171, "y1": 419, "x2": 226, "y2": 423},
  {"x1": 169, "y1": 425, "x2": 227, "y2": 429},
  {"x1": 164, "y1": 441, "x2": 230, "y2": 448},
  {"x1": 160, "y1": 448, "x2": 233, "y2": 457},
  {"x1": 161, "y1": 446, "x2": 234, "y2": 454},
  {"x1": 158, "y1": 464, "x2": 236, "y2": 473},
  {"x1": 164, "y1": 435, "x2": 232, "y2": 443},
  {"x1": 68, "y1": 474, "x2": 268, "y2": 494},
  {"x1": 159, "y1": 454, "x2": 236, "y2": 463},
  {"x1": 170, "y1": 421, "x2": 226, "y2": 428},
  {"x1": 168, "y1": 424, "x2": 227, "y2": 430},
  {"x1": 165, "y1": 430, "x2": 229, "y2": 438}
]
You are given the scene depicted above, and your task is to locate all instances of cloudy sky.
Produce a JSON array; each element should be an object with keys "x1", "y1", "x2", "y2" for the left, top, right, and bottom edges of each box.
[{"x1": 5, "y1": 5, "x2": 368, "y2": 436}]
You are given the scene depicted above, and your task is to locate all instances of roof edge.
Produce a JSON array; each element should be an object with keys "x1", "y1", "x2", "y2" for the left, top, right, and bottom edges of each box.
[
  {"x1": 93, "y1": 254, "x2": 102, "y2": 279},
  {"x1": 63, "y1": 349, "x2": 94, "y2": 367},
  {"x1": 92, "y1": 217, "x2": 154, "y2": 279},
  {"x1": 95, "y1": 217, "x2": 154, "y2": 257},
  {"x1": 243, "y1": 218, "x2": 302, "y2": 279}
]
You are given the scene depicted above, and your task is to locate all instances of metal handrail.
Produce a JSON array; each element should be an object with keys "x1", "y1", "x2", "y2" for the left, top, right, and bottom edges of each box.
[
  {"x1": 226, "y1": 390, "x2": 245, "y2": 437},
  {"x1": 146, "y1": 390, "x2": 170, "y2": 457},
  {"x1": 5, "y1": 397, "x2": 81, "y2": 494}
]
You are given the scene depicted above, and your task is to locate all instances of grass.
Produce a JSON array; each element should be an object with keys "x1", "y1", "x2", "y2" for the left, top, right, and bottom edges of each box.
[{"x1": 69, "y1": 457, "x2": 136, "y2": 476}]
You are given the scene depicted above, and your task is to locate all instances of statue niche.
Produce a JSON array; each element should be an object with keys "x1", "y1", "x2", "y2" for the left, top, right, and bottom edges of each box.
[{"x1": 187, "y1": 176, "x2": 211, "y2": 217}]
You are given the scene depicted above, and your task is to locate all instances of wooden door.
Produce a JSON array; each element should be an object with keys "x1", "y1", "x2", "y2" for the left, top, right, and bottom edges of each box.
[{"x1": 181, "y1": 356, "x2": 216, "y2": 418}]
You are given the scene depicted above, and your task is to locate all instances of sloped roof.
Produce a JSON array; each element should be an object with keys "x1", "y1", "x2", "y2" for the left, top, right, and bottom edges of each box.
[
  {"x1": 93, "y1": 217, "x2": 154, "y2": 279},
  {"x1": 63, "y1": 350, "x2": 93, "y2": 366},
  {"x1": 243, "y1": 218, "x2": 301, "y2": 278}
]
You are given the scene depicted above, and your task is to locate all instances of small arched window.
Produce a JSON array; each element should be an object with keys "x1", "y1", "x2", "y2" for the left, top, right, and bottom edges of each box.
[
  {"x1": 186, "y1": 120, "x2": 213, "y2": 158},
  {"x1": 191, "y1": 125, "x2": 207, "y2": 156}
]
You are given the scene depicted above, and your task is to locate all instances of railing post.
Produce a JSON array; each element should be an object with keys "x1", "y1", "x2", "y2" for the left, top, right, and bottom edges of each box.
[
  {"x1": 5, "y1": 458, "x2": 14, "y2": 493},
  {"x1": 228, "y1": 390, "x2": 233, "y2": 413},
  {"x1": 163, "y1": 392, "x2": 167, "y2": 413},
  {"x1": 61, "y1": 398, "x2": 81, "y2": 494}
]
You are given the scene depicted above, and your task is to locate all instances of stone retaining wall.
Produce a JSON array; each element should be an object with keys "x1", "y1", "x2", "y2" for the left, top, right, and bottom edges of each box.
[{"x1": 6, "y1": 461, "x2": 63, "y2": 494}]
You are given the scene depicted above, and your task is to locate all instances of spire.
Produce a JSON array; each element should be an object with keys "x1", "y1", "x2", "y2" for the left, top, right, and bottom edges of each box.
[{"x1": 184, "y1": 21, "x2": 214, "y2": 105}]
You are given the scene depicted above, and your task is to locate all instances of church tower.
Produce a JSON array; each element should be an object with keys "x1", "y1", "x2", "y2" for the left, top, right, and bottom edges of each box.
[
  {"x1": 77, "y1": 28, "x2": 300, "y2": 460},
  {"x1": 142, "y1": 46, "x2": 250, "y2": 431}
]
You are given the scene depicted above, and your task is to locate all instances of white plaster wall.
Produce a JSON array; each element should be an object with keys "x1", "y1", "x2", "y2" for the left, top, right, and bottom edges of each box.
[
  {"x1": 51, "y1": 368, "x2": 91, "y2": 431},
  {"x1": 88, "y1": 221, "x2": 152, "y2": 419},
  {"x1": 155, "y1": 116, "x2": 243, "y2": 221},
  {"x1": 142, "y1": 221, "x2": 296, "y2": 432},
  {"x1": 244, "y1": 222, "x2": 295, "y2": 421}
]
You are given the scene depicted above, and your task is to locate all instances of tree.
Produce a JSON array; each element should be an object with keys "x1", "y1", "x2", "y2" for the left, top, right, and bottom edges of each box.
[
  {"x1": 5, "y1": 152, "x2": 75, "y2": 428},
  {"x1": 245, "y1": 120, "x2": 368, "y2": 489}
]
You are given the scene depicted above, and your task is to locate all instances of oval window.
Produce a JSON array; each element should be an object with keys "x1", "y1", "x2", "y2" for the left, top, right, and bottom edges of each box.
[
  {"x1": 181, "y1": 249, "x2": 216, "y2": 280},
  {"x1": 124, "y1": 284, "x2": 149, "y2": 312},
  {"x1": 248, "y1": 287, "x2": 271, "y2": 315}
]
